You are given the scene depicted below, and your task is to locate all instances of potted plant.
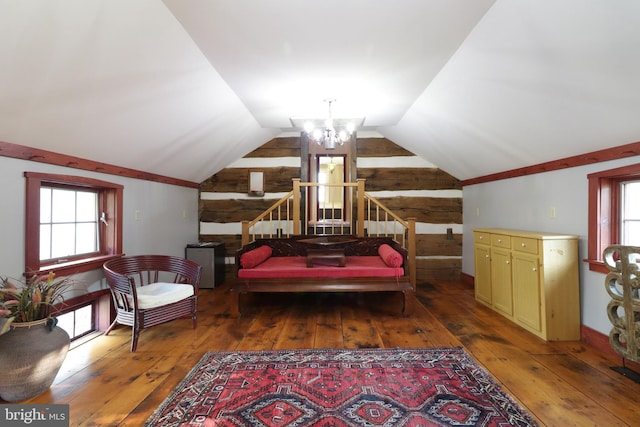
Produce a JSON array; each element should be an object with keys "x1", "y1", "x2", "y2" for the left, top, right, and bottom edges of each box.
[{"x1": 0, "y1": 272, "x2": 72, "y2": 402}]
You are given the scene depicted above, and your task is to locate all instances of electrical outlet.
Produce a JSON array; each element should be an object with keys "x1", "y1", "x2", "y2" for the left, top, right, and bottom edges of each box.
[
  {"x1": 550, "y1": 207, "x2": 556, "y2": 218},
  {"x1": 475, "y1": 207, "x2": 480, "y2": 217},
  {"x1": 135, "y1": 210, "x2": 141, "y2": 221}
]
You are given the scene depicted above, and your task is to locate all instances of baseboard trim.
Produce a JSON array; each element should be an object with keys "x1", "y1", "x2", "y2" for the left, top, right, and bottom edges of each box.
[
  {"x1": 462, "y1": 273, "x2": 636, "y2": 364},
  {"x1": 581, "y1": 324, "x2": 640, "y2": 372},
  {"x1": 460, "y1": 272, "x2": 474, "y2": 287}
]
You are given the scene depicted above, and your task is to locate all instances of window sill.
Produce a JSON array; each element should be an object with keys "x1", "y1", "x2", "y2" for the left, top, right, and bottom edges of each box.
[
  {"x1": 584, "y1": 258, "x2": 608, "y2": 274},
  {"x1": 35, "y1": 254, "x2": 124, "y2": 277}
]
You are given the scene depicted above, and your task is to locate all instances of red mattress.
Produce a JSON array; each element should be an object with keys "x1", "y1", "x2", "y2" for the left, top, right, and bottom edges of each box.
[{"x1": 237, "y1": 256, "x2": 404, "y2": 279}]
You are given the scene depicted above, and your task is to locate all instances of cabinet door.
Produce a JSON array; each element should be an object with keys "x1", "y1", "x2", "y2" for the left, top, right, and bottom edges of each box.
[
  {"x1": 474, "y1": 244, "x2": 492, "y2": 305},
  {"x1": 491, "y1": 247, "x2": 513, "y2": 317},
  {"x1": 512, "y1": 252, "x2": 542, "y2": 333}
]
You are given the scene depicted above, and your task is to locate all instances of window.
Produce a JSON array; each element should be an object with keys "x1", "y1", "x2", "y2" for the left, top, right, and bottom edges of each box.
[
  {"x1": 40, "y1": 186, "x2": 100, "y2": 262},
  {"x1": 587, "y1": 163, "x2": 640, "y2": 273},
  {"x1": 56, "y1": 303, "x2": 94, "y2": 341},
  {"x1": 25, "y1": 172, "x2": 123, "y2": 276},
  {"x1": 620, "y1": 181, "x2": 640, "y2": 246}
]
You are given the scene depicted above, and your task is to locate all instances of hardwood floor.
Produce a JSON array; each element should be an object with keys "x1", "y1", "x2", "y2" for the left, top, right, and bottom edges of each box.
[{"x1": 24, "y1": 280, "x2": 640, "y2": 426}]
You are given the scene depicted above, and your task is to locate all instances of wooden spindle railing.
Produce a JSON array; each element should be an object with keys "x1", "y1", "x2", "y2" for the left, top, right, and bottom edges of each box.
[{"x1": 241, "y1": 178, "x2": 416, "y2": 288}]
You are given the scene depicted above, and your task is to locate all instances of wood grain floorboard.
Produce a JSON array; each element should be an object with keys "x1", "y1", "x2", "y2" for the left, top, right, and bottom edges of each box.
[{"x1": 16, "y1": 280, "x2": 640, "y2": 426}]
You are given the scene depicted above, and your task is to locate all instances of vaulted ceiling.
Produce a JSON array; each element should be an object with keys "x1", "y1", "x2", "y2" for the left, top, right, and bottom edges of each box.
[{"x1": 2, "y1": 1, "x2": 639, "y2": 183}]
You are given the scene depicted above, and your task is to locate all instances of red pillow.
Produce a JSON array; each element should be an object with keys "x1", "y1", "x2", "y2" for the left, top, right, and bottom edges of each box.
[
  {"x1": 378, "y1": 244, "x2": 403, "y2": 267},
  {"x1": 240, "y1": 245, "x2": 273, "y2": 269}
]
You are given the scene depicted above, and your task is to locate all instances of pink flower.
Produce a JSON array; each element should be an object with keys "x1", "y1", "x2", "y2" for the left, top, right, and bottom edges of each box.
[
  {"x1": 0, "y1": 288, "x2": 19, "y2": 296},
  {"x1": 1, "y1": 278, "x2": 17, "y2": 290},
  {"x1": 39, "y1": 271, "x2": 56, "y2": 286},
  {"x1": 32, "y1": 288, "x2": 42, "y2": 305}
]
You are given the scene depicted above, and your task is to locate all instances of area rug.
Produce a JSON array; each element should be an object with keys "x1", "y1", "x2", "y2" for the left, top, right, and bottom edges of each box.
[{"x1": 145, "y1": 347, "x2": 538, "y2": 427}]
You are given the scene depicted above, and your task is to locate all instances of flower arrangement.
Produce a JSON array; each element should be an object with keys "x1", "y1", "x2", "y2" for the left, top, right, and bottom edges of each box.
[{"x1": 0, "y1": 272, "x2": 71, "y2": 335}]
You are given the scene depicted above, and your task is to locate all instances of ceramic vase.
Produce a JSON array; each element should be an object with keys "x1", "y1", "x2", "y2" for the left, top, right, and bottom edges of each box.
[{"x1": 0, "y1": 318, "x2": 70, "y2": 402}]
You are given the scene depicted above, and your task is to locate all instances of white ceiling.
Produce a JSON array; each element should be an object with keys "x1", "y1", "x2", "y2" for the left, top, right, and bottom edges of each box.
[{"x1": 1, "y1": 1, "x2": 640, "y2": 183}]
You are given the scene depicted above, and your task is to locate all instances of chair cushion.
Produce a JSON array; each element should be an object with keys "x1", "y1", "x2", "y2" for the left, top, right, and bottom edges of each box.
[
  {"x1": 378, "y1": 244, "x2": 404, "y2": 267},
  {"x1": 133, "y1": 282, "x2": 194, "y2": 310}
]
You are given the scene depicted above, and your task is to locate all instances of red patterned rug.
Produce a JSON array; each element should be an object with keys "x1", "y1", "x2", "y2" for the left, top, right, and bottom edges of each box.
[{"x1": 145, "y1": 347, "x2": 538, "y2": 426}]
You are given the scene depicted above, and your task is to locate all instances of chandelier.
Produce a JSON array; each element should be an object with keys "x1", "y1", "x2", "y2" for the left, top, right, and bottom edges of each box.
[{"x1": 303, "y1": 99, "x2": 356, "y2": 150}]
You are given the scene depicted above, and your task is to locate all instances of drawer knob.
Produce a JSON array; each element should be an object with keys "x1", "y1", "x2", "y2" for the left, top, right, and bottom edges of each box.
[
  {"x1": 498, "y1": 239, "x2": 502, "y2": 243},
  {"x1": 532, "y1": 267, "x2": 537, "y2": 272},
  {"x1": 479, "y1": 236, "x2": 484, "y2": 240},
  {"x1": 506, "y1": 260, "x2": 510, "y2": 264},
  {"x1": 521, "y1": 243, "x2": 526, "y2": 247}
]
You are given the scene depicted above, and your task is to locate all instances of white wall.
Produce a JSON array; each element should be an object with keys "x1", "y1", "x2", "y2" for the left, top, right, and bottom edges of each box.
[
  {"x1": 462, "y1": 155, "x2": 640, "y2": 335},
  {"x1": 0, "y1": 157, "x2": 199, "y2": 296}
]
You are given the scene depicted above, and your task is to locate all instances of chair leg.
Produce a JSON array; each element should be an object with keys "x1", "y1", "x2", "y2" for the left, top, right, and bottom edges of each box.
[
  {"x1": 189, "y1": 297, "x2": 197, "y2": 329},
  {"x1": 130, "y1": 319, "x2": 141, "y2": 352},
  {"x1": 130, "y1": 330, "x2": 140, "y2": 352},
  {"x1": 104, "y1": 319, "x2": 119, "y2": 336}
]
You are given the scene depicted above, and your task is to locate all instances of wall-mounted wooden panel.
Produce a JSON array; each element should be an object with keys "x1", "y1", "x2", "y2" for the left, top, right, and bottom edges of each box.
[
  {"x1": 358, "y1": 168, "x2": 461, "y2": 191},
  {"x1": 356, "y1": 138, "x2": 414, "y2": 157},
  {"x1": 200, "y1": 167, "x2": 300, "y2": 193},
  {"x1": 243, "y1": 137, "x2": 301, "y2": 158},
  {"x1": 416, "y1": 234, "x2": 462, "y2": 256},
  {"x1": 200, "y1": 198, "x2": 289, "y2": 223},
  {"x1": 416, "y1": 258, "x2": 461, "y2": 282},
  {"x1": 374, "y1": 196, "x2": 462, "y2": 224},
  {"x1": 199, "y1": 136, "x2": 464, "y2": 284},
  {"x1": 200, "y1": 234, "x2": 242, "y2": 255}
]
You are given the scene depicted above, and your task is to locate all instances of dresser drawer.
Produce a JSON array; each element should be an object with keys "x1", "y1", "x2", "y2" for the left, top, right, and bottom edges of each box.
[
  {"x1": 491, "y1": 234, "x2": 511, "y2": 249},
  {"x1": 513, "y1": 237, "x2": 538, "y2": 254},
  {"x1": 474, "y1": 232, "x2": 491, "y2": 245}
]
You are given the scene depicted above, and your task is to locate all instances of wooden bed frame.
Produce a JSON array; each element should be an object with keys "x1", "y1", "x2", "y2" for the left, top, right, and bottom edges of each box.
[{"x1": 230, "y1": 236, "x2": 413, "y2": 317}]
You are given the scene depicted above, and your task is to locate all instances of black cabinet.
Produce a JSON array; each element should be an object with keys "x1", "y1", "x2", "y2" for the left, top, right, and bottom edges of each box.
[{"x1": 185, "y1": 243, "x2": 225, "y2": 288}]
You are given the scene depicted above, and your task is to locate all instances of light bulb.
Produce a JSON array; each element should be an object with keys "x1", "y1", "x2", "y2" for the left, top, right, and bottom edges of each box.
[{"x1": 304, "y1": 121, "x2": 314, "y2": 134}]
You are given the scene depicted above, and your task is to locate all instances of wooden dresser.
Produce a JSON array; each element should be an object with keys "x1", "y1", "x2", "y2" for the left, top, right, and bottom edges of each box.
[{"x1": 473, "y1": 228, "x2": 580, "y2": 341}]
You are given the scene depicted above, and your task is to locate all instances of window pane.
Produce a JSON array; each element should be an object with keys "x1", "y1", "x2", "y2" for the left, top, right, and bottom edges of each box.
[
  {"x1": 39, "y1": 224, "x2": 51, "y2": 261},
  {"x1": 622, "y1": 181, "x2": 640, "y2": 245},
  {"x1": 51, "y1": 189, "x2": 76, "y2": 223},
  {"x1": 41, "y1": 188, "x2": 99, "y2": 260},
  {"x1": 75, "y1": 305, "x2": 93, "y2": 336},
  {"x1": 56, "y1": 311, "x2": 74, "y2": 338},
  {"x1": 624, "y1": 221, "x2": 640, "y2": 246},
  {"x1": 51, "y1": 223, "x2": 75, "y2": 258},
  {"x1": 625, "y1": 182, "x2": 640, "y2": 219},
  {"x1": 76, "y1": 223, "x2": 97, "y2": 254},
  {"x1": 76, "y1": 191, "x2": 97, "y2": 222},
  {"x1": 55, "y1": 305, "x2": 94, "y2": 340},
  {"x1": 40, "y1": 188, "x2": 52, "y2": 223}
]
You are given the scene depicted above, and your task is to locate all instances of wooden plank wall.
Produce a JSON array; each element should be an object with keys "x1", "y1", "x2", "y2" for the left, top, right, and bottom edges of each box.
[{"x1": 199, "y1": 136, "x2": 462, "y2": 285}]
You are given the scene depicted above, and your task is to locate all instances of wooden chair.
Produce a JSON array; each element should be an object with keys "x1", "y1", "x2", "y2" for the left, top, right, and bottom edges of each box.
[{"x1": 103, "y1": 255, "x2": 202, "y2": 352}]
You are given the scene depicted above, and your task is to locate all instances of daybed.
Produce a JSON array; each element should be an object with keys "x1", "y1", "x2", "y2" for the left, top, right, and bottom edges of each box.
[{"x1": 231, "y1": 235, "x2": 413, "y2": 317}]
